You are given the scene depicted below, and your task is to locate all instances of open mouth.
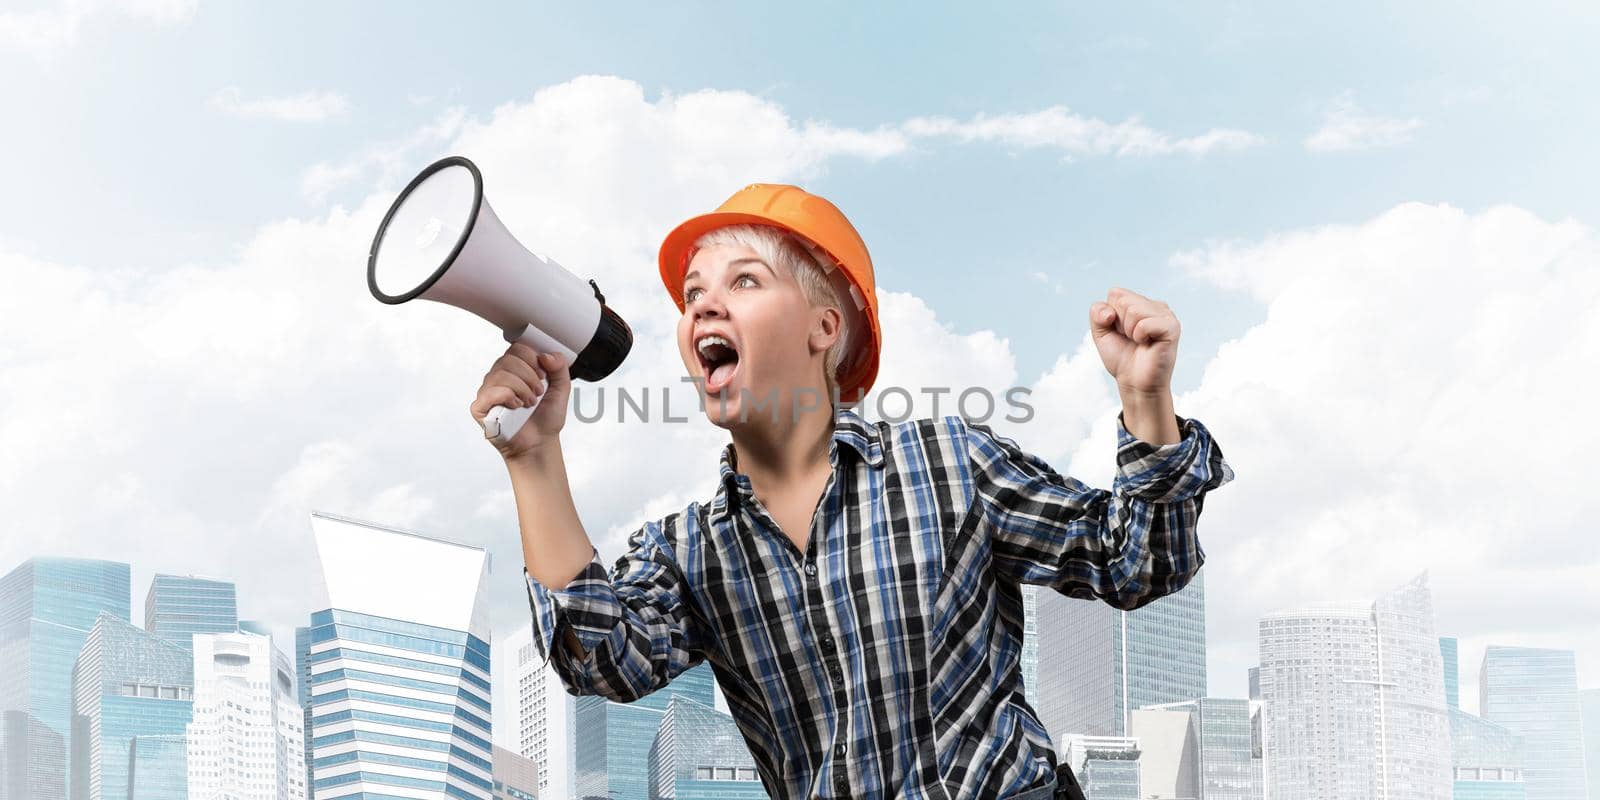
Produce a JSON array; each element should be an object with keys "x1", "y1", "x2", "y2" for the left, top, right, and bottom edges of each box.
[{"x1": 696, "y1": 333, "x2": 741, "y2": 394}]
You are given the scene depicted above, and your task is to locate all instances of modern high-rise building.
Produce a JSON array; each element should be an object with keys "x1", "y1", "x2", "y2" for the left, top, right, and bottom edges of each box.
[
  {"x1": 1134, "y1": 698, "x2": 1260, "y2": 800},
  {"x1": 1440, "y1": 636, "x2": 1460, "y2": 710},
  {"x1": 490, "y1": 746, "x2": 538, "y2": 800},
  {"x1": 1036, "y1": 568, "x2": 1206, "y2": 740},
  {"x1": 1061, "y1": 735, "x2": 1141, "y2": 800},
  {"x1": 1448, "y1": 707, "x2": 1527, "y2": 799},
  {"x1": 304, "y1": 511, "x2": 494, "y2": 800},
  {"x1": 497, "y1": 623, "x2": 574, "y2": 800},
  {"x1": 2, "y1": 710, "x2": 67, "y2": 800},
  {"x1": 69, "y1": 612, "x2": 193, "y2": 800},
  {"x1": 127, "y1": 734, "x2": 188, "y2": 800},
  {"x1": 1479, "y1": 646, "x2": 1589, "y2": 800},
  {"x1": 1256, "y1": 571, "x2": 1451, "y2": 800},
  {"x1": 293, "y1": 624, "x2": 315, "y2": 795},
  {"x1": 188, "y1": 631, "x2": 307, "y2": 800},
  {"x1": 1583, "y1": 688, "x2": 1600, "y2": 800},
  {"x1": 648, "y1": 695, "x2": 768, "y2": 799},
  {"x1": 0, "y1": 558, "x2": 131, "y2": 800},
  {"x1": 143, "y1": 574, "x2": 238, "y2": 654},
  {"x1": 1021, "y1": 584, "x2": 1040, "y2": 710},
  {"x1": 573, "y1": 662, "x2": 717, "y2": 800}
]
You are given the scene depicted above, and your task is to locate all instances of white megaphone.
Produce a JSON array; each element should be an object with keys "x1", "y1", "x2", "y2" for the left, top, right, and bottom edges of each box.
[{"x1": 368, "y1": 155, "x2": 632, "y2": 444}]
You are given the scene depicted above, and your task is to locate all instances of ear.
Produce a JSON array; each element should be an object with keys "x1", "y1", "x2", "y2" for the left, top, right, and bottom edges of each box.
[{"x1": 808, "y1": 305, "x2": 843, "y2": 357}]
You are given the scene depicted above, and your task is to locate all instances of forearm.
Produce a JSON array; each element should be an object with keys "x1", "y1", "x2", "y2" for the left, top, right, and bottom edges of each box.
[
  {"x1": 506, "y1": 438, "x2": 597, "y2": 592},
  {"x1": 1120, "y1": 388, "x2": 1181, "y2": 445}
]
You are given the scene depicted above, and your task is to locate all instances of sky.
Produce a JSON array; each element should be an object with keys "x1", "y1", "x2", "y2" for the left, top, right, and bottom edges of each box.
[{"x1": 2, "y1": 0, "x2": 1598, "y2": 723}]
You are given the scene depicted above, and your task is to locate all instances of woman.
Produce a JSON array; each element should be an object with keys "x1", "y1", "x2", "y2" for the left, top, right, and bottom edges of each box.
[{"x1": 472, "y1": 183, "x2": 1235, "y2": 799}]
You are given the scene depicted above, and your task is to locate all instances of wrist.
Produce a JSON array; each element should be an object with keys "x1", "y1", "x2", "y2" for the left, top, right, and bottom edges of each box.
[
  {"x1": 1118, "y1": 388, "x2": 1180, "y2": 445},
  {"x1": 505, "y1": 438, "x2": 564, "y2": 473}
]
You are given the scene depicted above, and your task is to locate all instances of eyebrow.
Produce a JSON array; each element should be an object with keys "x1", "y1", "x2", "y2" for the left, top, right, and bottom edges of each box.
[{"x1": 684, "y1": 257, "x2": 778, "y2": 285}]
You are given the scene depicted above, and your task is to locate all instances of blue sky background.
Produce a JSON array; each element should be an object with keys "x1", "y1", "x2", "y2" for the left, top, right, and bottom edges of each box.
[
  {"x1": 3, "y1": 1, "x2": 1597, "y2": 718},
  {"x1": 9, "y1": 1, "x2": 1598, "y2": 387}
]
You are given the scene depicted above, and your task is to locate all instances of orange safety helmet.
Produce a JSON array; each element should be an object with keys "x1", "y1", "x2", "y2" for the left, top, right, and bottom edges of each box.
[{"x1": 658, "y1": 183, "x2": 882, "y2": 405}]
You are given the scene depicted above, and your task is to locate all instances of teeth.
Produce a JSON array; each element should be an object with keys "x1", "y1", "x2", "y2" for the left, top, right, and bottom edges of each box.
[{"x1": 696, "y1": 335, "x2": 731, "y2": 358}]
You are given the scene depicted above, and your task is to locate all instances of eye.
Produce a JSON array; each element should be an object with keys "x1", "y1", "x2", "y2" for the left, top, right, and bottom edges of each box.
[
  {"x1": 733, "y1": 273, "x2": 758, "y2": 289},
  {"x1": 683, "y1": 286, "x2": 703, "y2": 303}
]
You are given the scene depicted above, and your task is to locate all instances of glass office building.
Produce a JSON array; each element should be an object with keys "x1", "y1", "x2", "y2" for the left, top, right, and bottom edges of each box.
[
  {"x1": 1136, "y1": 698, "x2": 1260, "y2": 800},
  {"x1": 1479, "y1": 646, "x2": 1589, "y2": 800},
  {"x1": 144, "y1": 574, "x2": 238, "y2": 654},
  {"x1": 1062, "y1": 735, "x2": 1141, "y2": 800},
  {"x1": 1257, "y1": 572, "x2": 1451, "y2": 800},
  {"x1": 1440, "y1": 636, "x2": 1461, "y2": 710},
  {"x1": 1582, "y1": 689, "x2": 1599, "y2": 800},
  {"x1": 1036, "y1": 567, "x2": 1206, "y2": 740},
  {"x1": 127, "y1": 734, "x2": 188, "y2": 800},
  {"x1": 69, "y1": 612, "x2": 193, "y2": 800},
  {"x1": 1449, "y1": 707, "x2": 1527, "y2": 800},
  {"x1": 574, "y1": 662, "x2": 717, "y2": 800},
  {"x1": 304, "y1": 511, "x2": 494, "y2": 800},
  {"x1": 649, "y1": 694, "x2": 768, "y2": 799},
  {"x1": 0, "y1": 558, "x2": 131, "y2": 800}
]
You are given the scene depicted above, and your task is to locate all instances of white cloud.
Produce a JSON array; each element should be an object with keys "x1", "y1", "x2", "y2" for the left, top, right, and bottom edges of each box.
[
  {"x1": 1160, "y1": 201, "x2": 1600, "y2": 705},
  {"x1": 4, "y1": 72, "x2": 1591, "y2": 714},
  {"x1": 1305, "y1": 91, "x2": 1423, "y2": 152},
  {"x1": 902, "y1": 106, "x2": 1264, "y2": 159},
  {"x1": 211, "y1": 86, "x2": 351, "y2": 123},
  {"x1": 0, "y1": 0, "x2": 196, "y2": 57}
]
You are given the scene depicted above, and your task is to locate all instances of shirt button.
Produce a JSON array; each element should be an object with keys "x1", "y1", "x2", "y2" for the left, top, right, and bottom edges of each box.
[
  {"x1": 835, "y1": 743, "x2": 847, "y2": 757},
  {"x1": 804, "y1": 562, "x2": 817, "y2": 577},
  {"x1": 831, "y1": 669, "x2": 844, "y2": 687},
  {"x1": 834, "y1": 774, "x2": 849, "y2": 793},
  {"x1": 820, "y1": 635, "x2": 835, "y2": 653}
]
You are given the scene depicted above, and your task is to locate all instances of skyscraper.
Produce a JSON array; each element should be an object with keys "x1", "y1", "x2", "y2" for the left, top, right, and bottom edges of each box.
[
  {"x1": 1582, "y1": 688, "x2": 1599, "y2": 800},
  {"x1": 1256, "y1": 572, "x2": 1451, "y2": 800},
  {"x1": 1448, "y1": 707, "x2": 1527, "y2": 799},
  {"x1": 1135, "y1": 698, "x2": 1260, "y2": 800},
  {"x1": 1021, "y1": 584, "x2": 1040, "y2": 710},
  {"x1": 1061, "y1": 735, "x2": 1141, "y2": 800},
  {"x1": 187, "y1": 631, "x2": 307, "y2": 800},
  {"x1": 1036, "y1": 567, "x2": 1206, "y2": 740},
  {"x1": 1439, "y1": 636, "x2": 1460, "y2": 710},
  {"x1": 648, "y1": 695, "x2": 768, "y2": 799},
  {"x1": 573, "y1": 662, "x2": 717, "y2": 800},
  {"x1": 143, "y1": 574, "x2": 238, "y2": 654},
  {"x1": 0, "y1": 558, "x2": 130, "y2": 800},
  {"x1": 497, "y1": 622, "x2": 574, "y2": 800},
  {"x1": 490, "y1": 746, "x2": 538, "y2": 800},
  {"x1": 127, "y1": 735, "x2": 188, "y2": 800},
  {"x1": 1479, "y1": 646, "x2": 1589, "y2": 800},
  {"x1": 69, "y1": 612, "x2": 193, "y2": 800},
  {"x1": 304, "y1": 511, "x2": 494, "y2": 800}
]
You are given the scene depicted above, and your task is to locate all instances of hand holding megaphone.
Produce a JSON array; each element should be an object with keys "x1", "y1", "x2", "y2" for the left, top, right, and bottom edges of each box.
[
  {"x1": 367, "y1": 156, "x2": 632, "y2": 448},
  {"x1": 469, "y1": 343, "x2": 572, "y2": 458}
]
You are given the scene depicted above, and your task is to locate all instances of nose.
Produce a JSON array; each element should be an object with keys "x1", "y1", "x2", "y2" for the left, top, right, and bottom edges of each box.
[{"x1": 688, "y1": 287, "x2": 726, "y2": 320}]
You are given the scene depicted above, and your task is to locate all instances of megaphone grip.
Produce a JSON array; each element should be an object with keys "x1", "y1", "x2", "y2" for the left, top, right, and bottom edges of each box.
[{"x1": 481, "y1": 398, "x2": 540, "y2": 445}]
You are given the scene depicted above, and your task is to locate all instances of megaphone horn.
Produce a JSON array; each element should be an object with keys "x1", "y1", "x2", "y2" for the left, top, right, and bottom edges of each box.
[{"x1": 367, "y1": 155, "x2": 632, "y2": 444}]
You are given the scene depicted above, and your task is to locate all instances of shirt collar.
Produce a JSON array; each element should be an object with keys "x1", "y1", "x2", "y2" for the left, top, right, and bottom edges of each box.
[{"x1": 712, "y1": 405, "x2": 884, "y2": 521}]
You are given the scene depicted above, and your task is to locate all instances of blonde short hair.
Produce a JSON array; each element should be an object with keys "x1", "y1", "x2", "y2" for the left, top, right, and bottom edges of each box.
[{"x1": 688, "y1": 224, "x2": 852, "y2": 404}]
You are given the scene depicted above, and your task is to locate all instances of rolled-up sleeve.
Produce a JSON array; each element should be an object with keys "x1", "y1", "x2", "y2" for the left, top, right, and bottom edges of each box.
[
  {"x1": 966, "y1": 411, "x2": 1236, "y2": 611},
  {"x1": 524, "y1": 515, "x2": 705, "y2": 702}
]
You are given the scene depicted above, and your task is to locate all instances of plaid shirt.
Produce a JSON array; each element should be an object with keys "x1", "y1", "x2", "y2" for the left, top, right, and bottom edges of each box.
[{"x1": 525, "y1": 405, "x2": 1235, "y2": 799}]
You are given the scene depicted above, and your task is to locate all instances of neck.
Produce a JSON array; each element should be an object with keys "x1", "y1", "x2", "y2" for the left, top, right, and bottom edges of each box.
[{"x1": 728, "y1": 393, "x2": 837, "y2": 490}]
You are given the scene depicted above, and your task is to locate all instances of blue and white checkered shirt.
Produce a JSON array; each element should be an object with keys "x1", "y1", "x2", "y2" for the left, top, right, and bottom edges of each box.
[{"x1": 525, "y1": 405, "x2": 1235, "y2": 799}]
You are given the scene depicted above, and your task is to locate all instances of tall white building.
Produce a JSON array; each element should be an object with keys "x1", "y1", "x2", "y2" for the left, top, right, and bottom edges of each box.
[
  {"x1": 495, "y1": 623, "x2": 573, "y2": 800},
  {"x1": 1257, "y1": 571, "x2": 1451, "y2": 800},
  {"x1": 187, "y1": 631, "x2": 307, "y2": 800},
  {"x1": 305, "y1": 512, "x2": 494, "y2": 799}
]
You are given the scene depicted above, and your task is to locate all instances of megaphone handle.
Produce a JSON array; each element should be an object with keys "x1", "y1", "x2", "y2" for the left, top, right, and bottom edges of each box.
[{"x1": 480, "y1": 396, "x2": 541, "y2": 445}]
